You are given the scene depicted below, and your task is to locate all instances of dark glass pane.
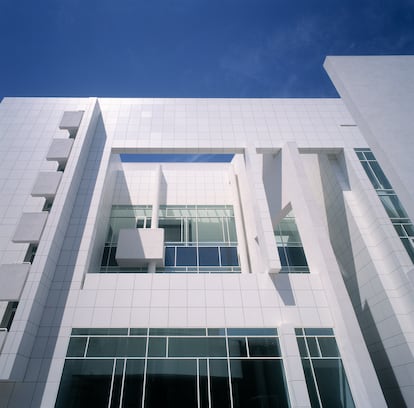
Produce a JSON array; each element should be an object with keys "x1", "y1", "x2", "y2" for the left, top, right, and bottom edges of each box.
[
  {"x1": 227, "y1": 328, "x2": 278, "y2": 336},
  {"x1": 67, "y1": 337, "x2": 87, "y2": 357},
  {"x1": 294, "y1": 328, "x2": 304, "y2": 335},
  {"x1": 278, "y1": 246, "x2": 288, "y2": 267},
  {"x1": 176, "y1": 247, "x2": 197, "y2": 266},
  {"x1": 87, "y1": 337, "x2": 146, "y2": 357},
  {"x1": 306, "y1": 337, "x2": 320, "y2": 357},
  {"x1": 355, "y1": 151, "x2": 365, "y2": 160},
  {"x1": 129, "y1": 328, "x2": 147, "y2": 336},
  {"x1": 393, "y1": 224, "x2": 405, "y2": 236},
  {"x1": 379, "y1": 194, "x2": 408, "y2": 219},
  {"x1": 318, "y1": 337, "x2": 340, "y2": 357},
  {"x1": 169, "y1": 337, "x2": 227, "y2": 357},
  {"x1": 370, "y1": 161, "x2": 392, "y2": 190},
  {"x1": 110, "y1": 360, "x2": 124, "y2": 408},
  {"x1": 302, "y1": 359, "x2": 321, "y2": 408},
  {"x1": 199, "y1": 247, "x2": 220, "y2": 266},
  {"x1": 403, "y1": 223, "x2": 414, "y2": 236},
  {"x1": 108, "y1": 247, "x2": 118, "y2": 266},
  {"x1": 164, "y1": 247, "x2": 175, "y2": 266},
  {"x1": 101, "y1": 247, "x2": 109, "y2": 266},
  {"x1": 199, "y1": 359, "x2": 209, "y2": 408},
  {"x1": 210, "y1": 359, "x2": 231, "y2": 408},
  {"x1": 55, "y1": 359, "x2": 113, "y2": 408},
  {"x1": 248, "y1": 338, "x2": 281, "y2": 357},
  {"x1": 72, "y1": 328, "x2": 128, "y2": 336},
  {"x1": 285, "y1": 246, "x2": 308, "y2": 267},
  {"x1": 313, "y1": 359, "x2": 355, "y2": 408},
  {"x1": 297, "y1": 337, "x2": 308, "y2": 357},
  {"x1": 144, "y1": 359, "x2": 197, "y2": 408},
  {"x1": 220, "y1": 247, "x2": 239, "y2": 266},
  {"x1": 208, "y1": 328, "x2": 226, "y2": 336},
  {"x1": 136, "y1": 219, "x2": 145, "y2": 228},
  {"x1": 159, "y1": 219, "x2": 182, "y2": 242},
  {"x1": 149, "y1": 328, "x2": 205, "y2": 336},
  {"x1": 364, "y1": 151, "x2": 376, "y2": 161},
  {"x1": 230, "y1": 359, "x2": 290, "y2": 408},
  {"x1": 228, "y1": 338, "x2": 247, "y2": 357},
  {"x1": 361, "y1": 161, "x2": 380, "y2": 190},
  {"x1": 304, "y1": 328, "x2": 334, "y2": 336},
  {"x1": 122, "y1": 359, "x2": 145, "y2": 408},
  {"x1": 148, "y1": 337, "x2": 166, "y2": 357}
]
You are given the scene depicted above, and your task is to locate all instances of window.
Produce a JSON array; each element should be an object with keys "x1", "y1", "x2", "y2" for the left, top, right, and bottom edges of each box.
[
  {"x1": 295, "y1": 328, "x2": 355, "y2": 408},
  {"x1": 355, "y1": 149, "x2": 414, "y2": 263},
  {"x1": 56, "y1": 328, "x2": 291, "y2": 408},
  {"x1": 274, "y1": 211, "x2": 309, "y2": 273},
  {"x1": 158, "y1": 205, "x2": 240, "y2": 273},
  {"x1": 0, "y1": 301, "x2": 18, "y2": 331},
  {"x1": 99, "y1": 205, "x2": 240, "y2": 273}
]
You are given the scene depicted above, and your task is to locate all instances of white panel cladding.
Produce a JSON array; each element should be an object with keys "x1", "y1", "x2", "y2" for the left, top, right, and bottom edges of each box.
[
  {"x1": 0, "y1": 264, "x2": 30, "y2": 300},
  {"x1": 12, "y1": 212, "x2": 48, "y2": 243},
  {"x1": 116, "y1": 228, "x2": 164, "y2": 267},
  {"x1": 46, "y1": 138, "x2": 74, "y2": 164},
  {"x1": 59, "y1": 111, "x2": 84, "y2": 131},
  {"x1": 31, "y1": 171, "x2": 62, "y2": 198}
]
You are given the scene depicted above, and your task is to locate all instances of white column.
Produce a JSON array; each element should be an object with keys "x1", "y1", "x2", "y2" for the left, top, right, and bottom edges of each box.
[
  {"x1": 282, "y1": 142, "x2": 386, "y2": 408},
  {"x1": 148, "y1": 165, "x2": 162, "y2": 273},
  {"x1": 229, "y1": 166, "x2": 250, "y2": 274},
  {"x1": 243, "y1": 145, "x2": 280, "y2": 273}
]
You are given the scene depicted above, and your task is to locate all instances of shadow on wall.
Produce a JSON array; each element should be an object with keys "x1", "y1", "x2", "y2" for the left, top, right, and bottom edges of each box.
[
  {"x1": 270, "y1": 274, "x2": 296, "y2": 306},
  {"x1": 317, "y1": 152, "x2": 405, "y2": 407}
]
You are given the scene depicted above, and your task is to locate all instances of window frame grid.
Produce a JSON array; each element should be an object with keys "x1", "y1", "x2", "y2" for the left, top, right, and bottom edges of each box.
[
  {"x1": 58, "y1": 328, "x2": 290, "y2": 408},
  {"x1": 355, "y1": 148, "x2": 414, "y2": 263}
]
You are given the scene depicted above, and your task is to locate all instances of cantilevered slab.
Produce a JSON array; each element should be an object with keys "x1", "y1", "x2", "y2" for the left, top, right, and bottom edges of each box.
[
  {"x1": 46, "y1": 138, "x2": 74, "y2": 165},
  {"x1": 59, "y1": 111, "x2": 84, "y2": 133},
  {"x1": 116, "y1": 228, "x2": 164, "y2": 267},
  {"x1": 0, "y1": 264, "x2": 30, "y2": 300},
  {"x1": 12, "y1": 212, "x2": 48, "y2": 244},
  {"x1": 31, "y1": 172, "x2": 62, "y2": 198}
]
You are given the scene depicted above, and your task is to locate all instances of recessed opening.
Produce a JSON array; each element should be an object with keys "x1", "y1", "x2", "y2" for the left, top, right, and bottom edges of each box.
[{"x1": 120, "y1": 154, "x2": 234, "y2": 163}]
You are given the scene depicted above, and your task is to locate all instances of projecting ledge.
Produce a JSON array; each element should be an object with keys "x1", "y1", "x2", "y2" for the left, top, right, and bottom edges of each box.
[
  {"x1": 0, "y1": 264, "x2": 30, "y2": 300},
  {"x1": 12, "y1": 212, "x2": 48, "y2": 244},
  {"x1": 31, "y1": 171, "x2": 62, "y2": 198},
  {"x1": 116, "y1": 228, "x2": 164, "y2": 267},
  {"x1": 46, "y1": 138, "x2": 74, "y2": 164},
  {"x1": 59, "y1": 111, "x2": 84, "y2": 131}
]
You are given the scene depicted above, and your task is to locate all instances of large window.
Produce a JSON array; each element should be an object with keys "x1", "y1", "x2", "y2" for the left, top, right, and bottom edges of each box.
[
  {"x1": 296, "y1": 328, "x2": 355, "y2": 408},
  {"x1": 56, "y1": 328, "x2": 290, "y2": 408},
  {"x1": 274, "y1": 211, "x2": 309, "y2": 273},
  {"x1": 99, "y1": 205, "x2": 240, "y2": 273},
  {"x1": 159, "y1": 205, "x2": 240, "y2": 273},
  {"x1": 355, "y1": 149, "x2": 414, "y2": 263}
]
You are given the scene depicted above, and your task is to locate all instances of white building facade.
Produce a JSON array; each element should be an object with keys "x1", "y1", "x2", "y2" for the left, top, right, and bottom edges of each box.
[{"x1": 0, "y1": 56, "x2": 412, "y2": 407}]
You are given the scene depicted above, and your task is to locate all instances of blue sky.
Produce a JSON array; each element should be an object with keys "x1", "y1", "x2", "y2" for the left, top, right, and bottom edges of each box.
[{"x1": 0, "y1": 0, "x2": 413, "y2": 100}]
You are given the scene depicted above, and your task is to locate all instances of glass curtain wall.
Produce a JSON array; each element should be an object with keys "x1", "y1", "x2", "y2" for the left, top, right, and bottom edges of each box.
[
  {"x1": 296, "y1": 328, "x2": 355, "y2": 408},
  {"x1": 99, "y1": 205, "x2": 240, "y2": 273},
  {"x1": 56, "y1": 328, "x2": 290, "y2": 408},
  {"x1": 159, "y1": 205, "x2": 240, "y2": 273},
  {"x1": 355, "y1": 148, "x2": 414, "y2": 262}
]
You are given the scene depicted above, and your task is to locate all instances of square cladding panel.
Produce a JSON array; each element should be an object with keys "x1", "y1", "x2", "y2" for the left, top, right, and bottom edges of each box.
[{"x1": 115, "y1": 228, "x2": 164, "y2": 267}]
